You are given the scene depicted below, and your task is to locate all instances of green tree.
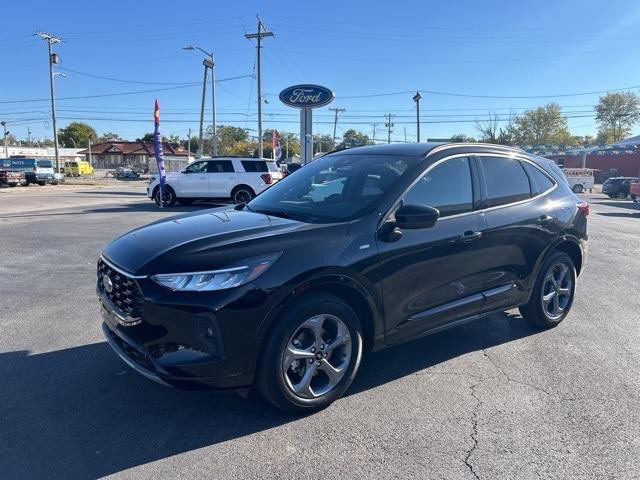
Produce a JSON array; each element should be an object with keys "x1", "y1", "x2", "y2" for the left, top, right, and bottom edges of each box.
[
  {"x1": 214, "y1": 125, "x2": 250, "y2": 155},
  {"x1": 450, "y1": 134, "x2": 476, "y2": 143},
  {"x1": 97, "y1": 131, "x2": 122, "y2": 143},
  {"x1": 313, "y1": 134, "x2": 334, "y2": 154},
  {"x1": 595, "y1": 91, "x2": 640, "y2": 142},
  {"x1": 513, "y1": 103, "x2": 571, "y2": 145},
  {"x1": 58, "y1": 122, "x2": 97, "y2": 148},
  {"x1": 595, "y1": 128, "x2": 616, "y2": 145},
  {"x1": 337, "y1": 129, "x2": 370, "y2": 149},
  {"x1": 136, "y1": 133, "x2": 154, "y2": 142}
]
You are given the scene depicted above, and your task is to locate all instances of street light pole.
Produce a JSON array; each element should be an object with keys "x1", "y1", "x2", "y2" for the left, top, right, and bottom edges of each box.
[
  {"x1": 198, "y1": 65, "x2": 208, "y2": 157},
  {"x1": 184, "y1": 45, "x2": 217, "y2": 157},
  {"x1": 412, "y1": 91, "x2": 422, "y2": 143},
  {"x1": 35, "y1": 32, "x2": 61, "y2": 172}
]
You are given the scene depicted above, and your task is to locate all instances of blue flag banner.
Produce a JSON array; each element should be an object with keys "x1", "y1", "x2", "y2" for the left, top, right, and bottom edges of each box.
[{"x1": 153, "y1": 99, "x2": 167, "y2": 207}]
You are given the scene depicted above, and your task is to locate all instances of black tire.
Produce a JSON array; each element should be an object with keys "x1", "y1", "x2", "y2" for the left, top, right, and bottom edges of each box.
[
  {"x1": 572, "y1": 184, "x2": 584, "y2": 194},
  {"x1": 37, "y1": 181, "x2": 46, "y2": 186},
  {"x1": 154, "y1": 186, "x2": 176, "y2": 207},
  {"x1": 231, "y1": 185, "x2": 255, "y2": 205},
  {"x1": 256, "y1": 293, "x2": 364, "y2": 413},
  {"x1": 519, "y1": 251, "x2": 576, "y2": 329},
  {"x1": 177, "y1": 198, "x2": 195, "y2": 206},
  {"x1": 8, "y1": 183, "x2": 16, "y2": 188},
  {"x1": 616, "y1": 191, "x2": 627, "y2": 200}
]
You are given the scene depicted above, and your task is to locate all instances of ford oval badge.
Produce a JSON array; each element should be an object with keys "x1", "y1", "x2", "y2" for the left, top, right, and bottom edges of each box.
[{"x1": 279, "y1": 84, "x2": 334, "y2": 109}]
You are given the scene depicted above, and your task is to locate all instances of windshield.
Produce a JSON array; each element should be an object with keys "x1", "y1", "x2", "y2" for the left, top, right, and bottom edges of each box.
[
  {"x1": 38, "y1": 160, "x2": 53, "y2": 168},
  {"x1": 248, "y1": 153, "x2": 416, "y2": 223}
]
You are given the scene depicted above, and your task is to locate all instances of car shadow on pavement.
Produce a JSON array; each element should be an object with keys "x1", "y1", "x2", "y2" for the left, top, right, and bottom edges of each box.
[
  {"x1": 591, "y1": 200, "x2": 640, "y2": 211},
  {"x1": 75, "y1": 190, "x2": 149, "y2": 196},
  {"x1": 83, "y1": 201, "x2": 231, "y2": 215},
  {"x1": 0, "y1": 311, "x2": 539, "y2": 479}
]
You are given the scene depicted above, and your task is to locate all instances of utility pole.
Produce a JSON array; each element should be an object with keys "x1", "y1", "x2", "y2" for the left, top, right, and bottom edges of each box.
[
  {"x1": 329, "y1": 108, "x2": 345, "y2": 146},
  {"x1": 412, "y1": 91, "x2": 422, "y2": 143},
  {"x1": 371, "y1": 123, "x2": 378, "y2": 144},
  {"x1": 34, "y1": 32, "x2": 61, "y2": 172},
  {"x1": 385, "y1": 114, "x2": 395, "y2": 144},
  {"x1": 27, "y1": 128, "x2": 31, "y2": 147},
  {"x1": 1, "y1": 121, "x2": 8, "y2": 157},
  {"x1": 210, "y1": 56, "x2": 216, "y2": 156},
  {"x1": 404, "y1": 126, "x2": 407, "y2": 143},
  {"x1": 88, "y1": 139, "x2": 93, "y2": 167},
  {"x1": 245, "y1": 15, "x2": 274, "y2": 159},
  {"x1": 187, "y1": 127, "x2": 192, "y2": 160}
]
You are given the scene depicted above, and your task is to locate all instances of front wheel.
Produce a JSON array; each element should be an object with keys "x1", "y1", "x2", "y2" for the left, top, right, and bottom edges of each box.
[
  {"x1": 37, "y1": 181, "x2": 46, "y2": 186},
  {"x1": 616, "y1": 191, "x2": 627, "y2": 200},
  {"x1": 572, "y1": 184, "x2": 584, "y2": 194},
  {"x1": 519, "y1": 252, "x2": 576, "y2": 328},
  {"x1": 154, "y1": 187, "x2": 176, "y2": 207},
  {"x1": 256, "y1": 293, "x2": 364, "y2": 413}
]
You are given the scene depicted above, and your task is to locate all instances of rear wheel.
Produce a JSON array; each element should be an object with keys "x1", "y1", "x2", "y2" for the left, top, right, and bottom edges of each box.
[
  {"x1": 232, "y1": 186, "x2": 255, "y2": 205},
  {"x1": 256, "y1": 293, "x2": 364, "y2": 413},
  {"x1": 572, "y1": 184, "x2": 584, "y2": 194},
  {"x1": 519, "y1": 251, "x2": 576, "y2": 328},
  {"x1": 154, "y1": 187, "x2": 176, "y2": 207}
]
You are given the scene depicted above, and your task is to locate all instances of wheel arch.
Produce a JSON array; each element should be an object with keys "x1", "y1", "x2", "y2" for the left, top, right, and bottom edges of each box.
[{"x1": 257, "y1": 273, "x2": 383, "y2": 354}]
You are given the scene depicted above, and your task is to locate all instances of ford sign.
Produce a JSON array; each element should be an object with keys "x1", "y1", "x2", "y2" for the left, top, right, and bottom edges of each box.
[{"x1": 279, "y1": 84, "x2": 334, "y2": 109}]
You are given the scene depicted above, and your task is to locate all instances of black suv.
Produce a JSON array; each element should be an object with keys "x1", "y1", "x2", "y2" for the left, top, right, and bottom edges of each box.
[
  {"x1": 602, "y1": 176, "x2": 639, "y2": 199},
  {"x1": 98, "y1": 143, "x2": 588, "y2": 412}
]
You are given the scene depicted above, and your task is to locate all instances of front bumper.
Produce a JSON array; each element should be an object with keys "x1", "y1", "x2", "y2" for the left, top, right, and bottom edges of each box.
[{"x1": 97, "y1": 268, "x2": 265, "y2": 390}]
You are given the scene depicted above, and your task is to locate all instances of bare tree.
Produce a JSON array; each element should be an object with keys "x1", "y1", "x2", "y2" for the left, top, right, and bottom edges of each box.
[{"x1": 474, "y1": 112, "x2": 500, "y2": 143}]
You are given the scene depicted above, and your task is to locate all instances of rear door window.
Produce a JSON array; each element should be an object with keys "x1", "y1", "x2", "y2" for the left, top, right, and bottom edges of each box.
[
  {"x1": 404, "y1": 156, "x2": 473, "y2": 217},
  {"x1": 207, "y1": 160, "x2": 234, "y2": 173},
  {"x1": 241, "y1": 160, "x2": 269, "y2": 173},
  {"x1": 479, "y1": 156, "x2": 531, "y2": 207}
]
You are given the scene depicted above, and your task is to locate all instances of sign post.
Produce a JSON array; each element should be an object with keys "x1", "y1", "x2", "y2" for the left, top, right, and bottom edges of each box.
[{"x1": 279, "y1": 84, "x2": 334, "y2": 165}]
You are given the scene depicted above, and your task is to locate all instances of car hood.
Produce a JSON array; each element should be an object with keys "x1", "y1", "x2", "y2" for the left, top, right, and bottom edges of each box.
[{"x1": 102, "y1": 207, "x2": 346, "y2": 274}]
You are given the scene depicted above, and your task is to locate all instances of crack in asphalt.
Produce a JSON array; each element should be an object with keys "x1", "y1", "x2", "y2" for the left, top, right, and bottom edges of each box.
[
  {"x1": 482, "y1": 348, "x2": 553, "y2": 397},
  {"x1": 464, "y1": 378, "x2": 482, "y2": 480}
]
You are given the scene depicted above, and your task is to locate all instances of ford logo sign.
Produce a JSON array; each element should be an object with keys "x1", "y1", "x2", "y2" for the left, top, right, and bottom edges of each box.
[{"x1": 279, "y1": 84, "x2": 334, "y2": 109}]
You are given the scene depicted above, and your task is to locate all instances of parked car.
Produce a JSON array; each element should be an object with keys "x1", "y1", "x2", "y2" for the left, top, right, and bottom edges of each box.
[
  {"x1": 630, "y1": 180, "x2": 640, "y2": 202},
  {"x1": 281, "y1": 162, "x2": 303, "y2": 177},
  {"x1": 0, "y1": 158, "x2": 55, "y2": 185},
  {"x1": 602, "y1": 176, "x2": 639, "y2": 199},
  {"x1": 64, "y1": 160, "x2": 93, "y2": 177},
  {"x1": 147, "y1": 157, "x2": 283, "y2": 206},
  {"x1": 0, "y1": 169, "x2": 26, "y2": 187},
  {"x1": 99, "y1": 143, "x2": 588, "y2": 413},
  {"x1": 114, "y1": 167, "x2": 140, "y2": 179}
]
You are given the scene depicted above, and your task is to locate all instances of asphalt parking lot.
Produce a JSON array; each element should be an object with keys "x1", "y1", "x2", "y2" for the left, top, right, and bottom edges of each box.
[{"x1": 1, "y1": 184, "x2": 639, "y2": 479}]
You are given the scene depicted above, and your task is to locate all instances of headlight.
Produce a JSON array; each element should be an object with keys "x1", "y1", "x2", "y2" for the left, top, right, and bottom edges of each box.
[{"x1": 150, "y1": 253, "x2": 281, "y2": 292}]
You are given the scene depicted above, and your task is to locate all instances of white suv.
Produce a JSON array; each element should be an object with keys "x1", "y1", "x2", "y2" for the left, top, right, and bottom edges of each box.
[{"x1": 147, "y1": 157, "x2": 282, "y2": 206}]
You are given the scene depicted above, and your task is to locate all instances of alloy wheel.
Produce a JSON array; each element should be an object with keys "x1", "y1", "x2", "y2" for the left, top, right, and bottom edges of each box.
[
  {"x1": 541, "y1": 262, "x2": 573, "y2": 320},
  {"x1": 234, "y1": 189, "x2": 252, "y2": 204},
  {"x1": 281, "y1": 314, "x2": 352, "y2": 399}
]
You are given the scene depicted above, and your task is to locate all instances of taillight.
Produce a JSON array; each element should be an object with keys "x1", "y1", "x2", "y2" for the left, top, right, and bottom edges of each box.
[
  {"x1": 261, "y1": 173, "x2": 273, "y2": 185},
  {"x1": 577, "y1": 201, "x2": 589, "y2": 216}
]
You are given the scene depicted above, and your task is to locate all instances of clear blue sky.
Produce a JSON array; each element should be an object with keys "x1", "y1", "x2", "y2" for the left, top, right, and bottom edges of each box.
[{"x1": 2, "y1": 0, "x2": 640, "y2": 145}]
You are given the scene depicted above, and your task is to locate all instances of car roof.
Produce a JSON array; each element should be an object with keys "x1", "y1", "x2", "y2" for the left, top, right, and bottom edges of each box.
[
  {"x1": 197, "y1": 156, "x2": 275, "y2": 161},
  {"x1": 324, "y1": 142, "x2": 525, "y2": 158}
]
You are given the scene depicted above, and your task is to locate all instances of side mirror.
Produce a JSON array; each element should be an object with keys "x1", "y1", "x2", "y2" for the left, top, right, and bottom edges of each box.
[{"x1": 395, "y1": 204, "x2": 439, "y2": 229}]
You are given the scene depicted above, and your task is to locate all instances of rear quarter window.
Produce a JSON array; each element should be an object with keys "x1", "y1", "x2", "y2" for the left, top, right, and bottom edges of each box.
[{"x1": 241, "y1": 160, "x2": 269, "y2": 173}]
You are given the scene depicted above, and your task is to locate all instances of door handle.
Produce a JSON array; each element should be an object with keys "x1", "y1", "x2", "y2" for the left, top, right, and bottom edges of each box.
[
  {"x1": 537, "y1": 214, "x2": 553, "y2": 224},
  {"x1": 457, "y1": 230, "x2": 483, "y2": 243}
]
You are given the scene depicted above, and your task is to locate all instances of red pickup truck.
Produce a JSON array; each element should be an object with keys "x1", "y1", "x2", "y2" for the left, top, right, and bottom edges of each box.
[{"x1": 0, "y1": 169, "x2": 27, "y2": 187}]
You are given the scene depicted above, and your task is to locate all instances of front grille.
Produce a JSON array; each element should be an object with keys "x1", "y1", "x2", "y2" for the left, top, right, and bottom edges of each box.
[{"x1": 97, "y1": 258, "x2": 144, "y2": 319}]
